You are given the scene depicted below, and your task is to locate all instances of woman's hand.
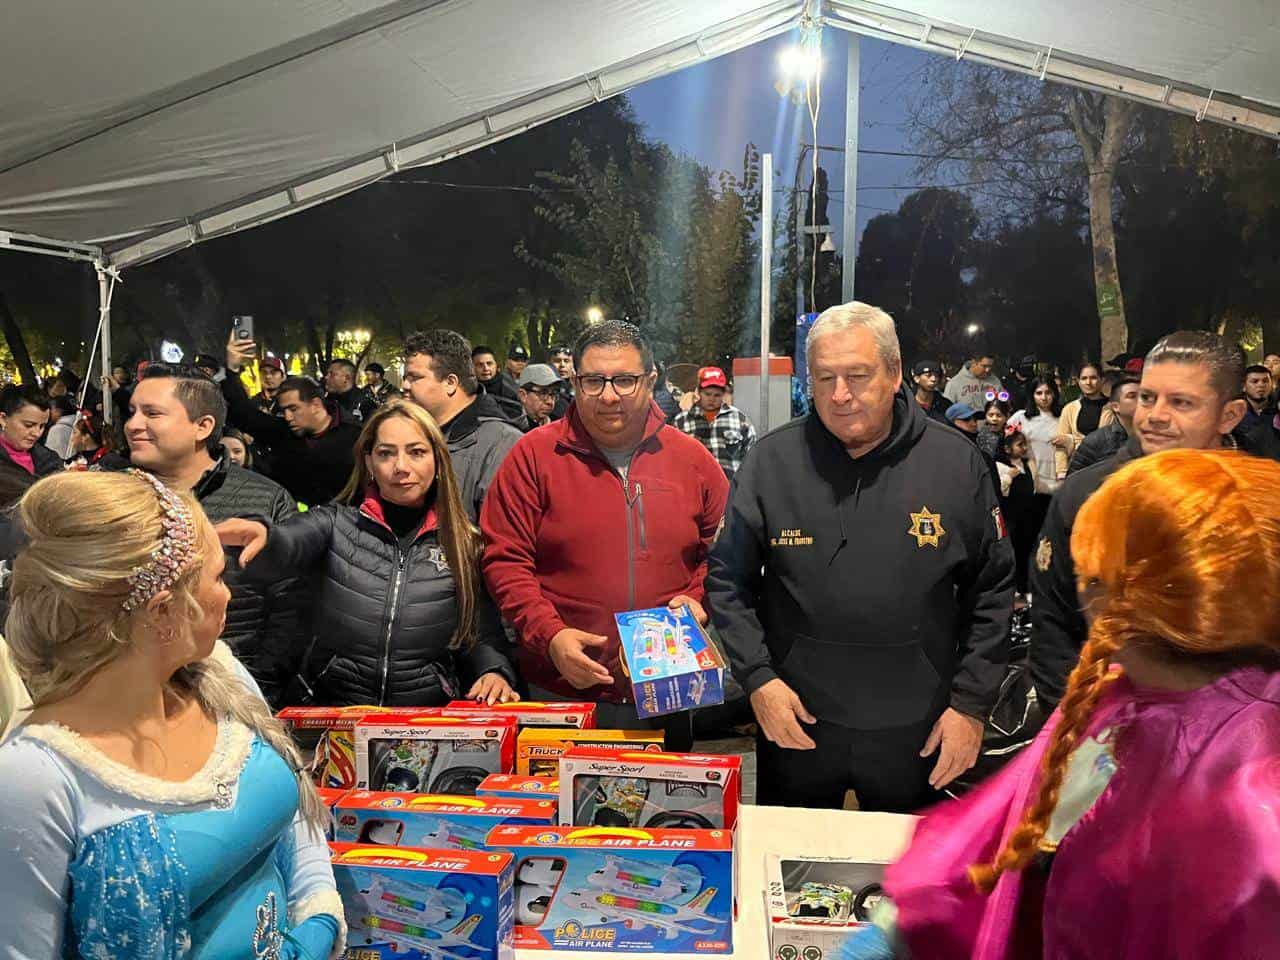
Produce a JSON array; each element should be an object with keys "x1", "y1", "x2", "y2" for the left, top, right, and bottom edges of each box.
[
  {"x1": 215, "y1": 518, "x2": 269, "y2": 564},
  {"x1": 1050, "y1": 434, "x2": 1069, "y2": 449},
  {"x1": 466, "y1": 671, "x2": 519, "y2": 705}
]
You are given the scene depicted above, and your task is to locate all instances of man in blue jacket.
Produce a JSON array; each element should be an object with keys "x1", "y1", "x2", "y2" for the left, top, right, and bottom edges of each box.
[{"x1": 707, "y1": 302, "x2": 1014, "y2": 812}]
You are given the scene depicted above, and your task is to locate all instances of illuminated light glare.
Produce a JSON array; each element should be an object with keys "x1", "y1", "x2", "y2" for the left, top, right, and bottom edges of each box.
[
  {"x1": 778, "y1": 44, "x2": 822, "y2": 80},
  {"x1": 586, "y1": 306, "x2": 604, "y2": 324},
  {"x1": 595, "y1": 893, "x2": 675, "y2": 915},
  {"x1": 966, "y1": 323, "x2": 981, "y2": 336}
]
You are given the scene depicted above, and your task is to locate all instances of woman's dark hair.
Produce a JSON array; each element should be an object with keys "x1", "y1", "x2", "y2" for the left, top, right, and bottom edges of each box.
[
  {"x1": 997, "y1": 427, "x2": 1028, "y2": 466},
  {"x1": 51, "y1": 394, "x2": 78, "y2": 419},
  {"x1": 220, "y1": 427, "x2": 254, "y2": 469},
  {"x1": 1024, "y1": 376, "x2": 1061, "y2": 419},
  {"x1": 338, "y1": 401, "x2": 482, "y2": 650},
  {"x1": 1, "y1": 384, "x2": 51, "y2": 417},
  {"x1": 983, "y1": 398, "x2": 1012, "y2": 419}
]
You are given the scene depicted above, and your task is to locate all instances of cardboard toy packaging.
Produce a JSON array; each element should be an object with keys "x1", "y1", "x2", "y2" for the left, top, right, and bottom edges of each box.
[
  {"x1": 516, "y1": 728, "x2": 664, "y2": 777},
  {"x1": 317, "y1": 787, "x2": 350, "y2": 840},
  {"x1": 614, "y1": 606, "x2": 726, "y2": 718},
  {"x1": 490, "y1": 824, "x2": 734, "y2": 954},
  {"x1": 558, "y1": 748, "x2": 741, "y2": 831},
  {"x1": 330, "y1": 842, "x2": 514, "y2": 960},
  {"x1": 335, "y1": 791, "x2": 557, "y2": 853},
  {"x1": 477, "y1": 774, "x2": 561, "y2": 805},
  {"x1": 278, "y1": 706, "x2": 420, "y2": 789},
  {"x1": 444, "y1": 700, "x2": 597, "y2": 731},
  {"x1": 764, "y1": 854, "x2": 890, "y2": 960},
  {"x1": 354, "y1": 714, "x2": 517, "y2": 795}
]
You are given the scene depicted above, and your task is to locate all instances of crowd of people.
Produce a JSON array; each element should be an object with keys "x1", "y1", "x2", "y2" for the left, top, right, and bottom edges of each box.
[{"x1": 0, "y1": 303, "x2": 1276, "y2": 955}]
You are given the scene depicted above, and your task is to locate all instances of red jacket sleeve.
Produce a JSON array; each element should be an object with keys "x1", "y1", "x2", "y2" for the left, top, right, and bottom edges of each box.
[
  {"x1": 480, "y1": 440, "x2": 566, "y2": 657},
  {"x1": 683, "y1": 449, "x2": 730, "y2": 602}
]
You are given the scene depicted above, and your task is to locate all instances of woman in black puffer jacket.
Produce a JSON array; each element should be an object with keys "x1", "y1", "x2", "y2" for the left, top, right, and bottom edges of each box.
[{"x1": 217, "y1": 400, "x2": 518, "y2": 707}]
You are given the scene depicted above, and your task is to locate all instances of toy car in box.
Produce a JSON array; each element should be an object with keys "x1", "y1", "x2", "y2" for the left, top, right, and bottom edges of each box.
[
  {"x1": 330, "y1": 842, "x2": 514, "y2": 959},
  {"x1": 516, "y1": 728, "x2": 664, "y2": 777},
  {"x1": 559, "y1": 748, "x2": 741, "y2": 830},
  {"x1": 278, "y1": 706, "x2": 421, "y2": 789},
  {"x1": 765, "y1": 855, "x2": 889, "y2": 960},
  {"x1": 335, "y1": 790, "x2": 557, "y2": 853},
  {"x1": 489, "y1": 824, "x2": 734, "y2": 953},
  {"x1": 615, "y1": 605, "x2": 726, "y2": 718},
  {"x1": 445, "y1": 700, "x2": 597, "y2": 731},
  {"x1": 354, "y1": 714, "x2": 517, "y2": 795},
  {"x1": 477, "y1": 774, "x2": 560, "y2": 804}
]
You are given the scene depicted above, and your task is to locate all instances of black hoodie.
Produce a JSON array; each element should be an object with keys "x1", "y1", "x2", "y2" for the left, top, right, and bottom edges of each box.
[{"x1": 707, "y1": 385, "x2": 1015, "y2": 730}]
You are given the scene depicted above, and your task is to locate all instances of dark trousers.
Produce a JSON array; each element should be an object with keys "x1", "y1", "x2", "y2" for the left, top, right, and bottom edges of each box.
[{"x1": 755, "y1": 718, "x2": 941, "y2": 813}]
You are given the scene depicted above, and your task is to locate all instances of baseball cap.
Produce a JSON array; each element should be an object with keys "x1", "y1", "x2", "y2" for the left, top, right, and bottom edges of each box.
[
  {"x1": 260, "y1": 356, "x2": 284, "y2": 372},
  {"x1": 517, "y1": 363, "x2": 561, "y2": 388},
  {"x1": 509, "y1": 345, "x2": 530, "y2": 361},
  {"x1": 912, "y1": 360, "x2": 942, "y2": 377},
  {"x1": 698, "y1": 366, "x2": 728, "y2": 389},
  {"x1": 1124, "y1": 358, "x2": 1144, "y2": 374},
  {"x1": 946, "y1": 402, "x2": 980, "y2": 421}
]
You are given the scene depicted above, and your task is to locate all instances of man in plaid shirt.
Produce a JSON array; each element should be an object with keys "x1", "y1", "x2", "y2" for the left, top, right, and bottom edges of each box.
[{"x1": 673, "y1": 366, "x2": 757, "y2": 478}]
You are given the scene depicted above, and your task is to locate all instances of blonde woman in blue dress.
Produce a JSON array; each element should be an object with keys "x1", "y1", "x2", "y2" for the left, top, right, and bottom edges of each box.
[{"x1": 0, "y1": 470, "x2": 344, "y2": 959}]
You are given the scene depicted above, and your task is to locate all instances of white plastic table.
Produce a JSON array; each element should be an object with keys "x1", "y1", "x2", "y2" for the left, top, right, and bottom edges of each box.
[{"x1": 514, "y1": 804, "x2": 918, "y2": 959}]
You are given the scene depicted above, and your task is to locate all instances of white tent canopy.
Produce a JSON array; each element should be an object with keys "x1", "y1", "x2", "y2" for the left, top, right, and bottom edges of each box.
[{"x1": 1, "y1": 0, "x2": 1277, "y2": 271}]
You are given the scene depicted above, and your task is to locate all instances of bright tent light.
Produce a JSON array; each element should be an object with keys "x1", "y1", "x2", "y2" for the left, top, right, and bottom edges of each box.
[
  {"x1": 778, "y1": 43, "x2": 821, "y2": 79},
  {"x1": 586, "y1": 306, "x2": 604, "y2": 324},
  {"x1": 966, "y1": 323, "x2": 981, "y2": 336}
]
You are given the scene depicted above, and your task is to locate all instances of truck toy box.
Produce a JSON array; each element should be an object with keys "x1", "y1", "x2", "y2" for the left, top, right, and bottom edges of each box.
[
  {"x1": 559, "y1": 748, "x2": 741, "y2": 831},
  {"x1": 278, "y1": 706, "x2": 420, "y2": 789},
  {"x1": 355, "y1": 714, "x2": 517, "y2": 796},
  {"x1": 489, "y1": 824, "x2": 734, "y2": 954},
  {"x1": 477, "y1": 774, "x2": 561, "y2": 804},
  {"x1": 330, "y1": 842, "x2": 514, "y2": 960},
  {"x1": 445, "y1": 701, "x2": 597, "y2": 731},
  {"x1": 516, "y1": 728, "x2": 664, "y2": 777},
  {"x1": 335, "y1": 791, "x2": 557, "y2": 852},
  {"x1": 765, "y1": 855, "x2": 890, "y2": 960},
  {"x1": 615, "y1": 606, "x2": 726, "y2": 718}
]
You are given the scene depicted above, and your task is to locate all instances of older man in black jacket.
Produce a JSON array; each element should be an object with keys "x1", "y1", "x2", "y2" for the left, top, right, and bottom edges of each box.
[
  {"x1": 707, "y1": 302, "x2": 1014, "y2": 812},
  {"x1": 124, "y1": 364, "x2": 304, "y2": 703}
]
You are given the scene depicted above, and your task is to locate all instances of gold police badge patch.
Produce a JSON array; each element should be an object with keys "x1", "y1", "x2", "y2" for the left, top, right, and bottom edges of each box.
[{"x1": 908, "y1": 507, "x2": 945, "y2": 548}]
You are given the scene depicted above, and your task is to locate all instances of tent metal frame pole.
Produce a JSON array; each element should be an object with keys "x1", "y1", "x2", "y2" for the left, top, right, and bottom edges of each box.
[
  {"x1": 822, "y1": 2, "x2": 1280, "y2": 140},
  {"x1": 96, "y1": 265, "x2": 114, "y2": 424},
  {"x1": 0, "y1": 230, "x2": 102, "y2": 265},
  {"x1": 760, "y1": 152, "x2": 773, "y2": 433},
  {"x1": 842, "y1": 34, "x2": 859, "y2": 303}
]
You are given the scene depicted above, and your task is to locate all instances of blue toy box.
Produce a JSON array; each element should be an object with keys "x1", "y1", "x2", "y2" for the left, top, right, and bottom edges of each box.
[
  {"x1": 615, "y1": 606, "x2": 726, "y2": 718},
  {"x1": 491, "y1": 825, "x2": 734, "y2": 953},
  {"x1": 335, "y1": 791, "x2": 557, "y2": 854},
  {"x1": 331, "y1": 842, "x2": 515, "y2": 960}
]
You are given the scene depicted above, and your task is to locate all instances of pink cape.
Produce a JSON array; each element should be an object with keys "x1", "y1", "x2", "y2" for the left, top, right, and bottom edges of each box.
[{"x1": 885, "y1": 668, "x2": 1280, "y2": 959}]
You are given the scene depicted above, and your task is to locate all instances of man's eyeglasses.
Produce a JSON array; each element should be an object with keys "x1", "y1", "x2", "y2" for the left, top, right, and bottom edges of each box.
[
  {"x1": 523, "y1": 385, "x2": 558, "y2": 400},
  {"x1": 576, "y1": 374, "x2": 644, "y2": 397}
]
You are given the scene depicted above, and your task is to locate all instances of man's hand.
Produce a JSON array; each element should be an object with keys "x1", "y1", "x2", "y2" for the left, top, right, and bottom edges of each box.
[
  {"x1": 668, "y1": 594, "x2": 707, "y2": 626},
  {"x1": 215, "y1": 518, "x2": 269, "y2": 565},
  {"x1": 920, "y1": 707, "x2": 983, "y2": 789},
  {"x1": 749, "y1": 678, "x2": 816, "y2": 750},
  {"x1": 548, "y1": 628, "x2": 614, "y2": 689},
  {"x1": 226, "y1": 330, "x2": 257, "y2": 373},
  {"x1": 466, "y1": 671, "x2": 519, "y2": 705}
]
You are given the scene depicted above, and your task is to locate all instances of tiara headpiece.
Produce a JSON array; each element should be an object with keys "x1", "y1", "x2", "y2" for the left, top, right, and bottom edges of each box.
[{"x1": 121, "y1": 470, "x2": 199, "y2": 614}]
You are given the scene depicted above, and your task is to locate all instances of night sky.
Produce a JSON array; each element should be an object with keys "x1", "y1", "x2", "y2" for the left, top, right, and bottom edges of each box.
[{"x1": 627, "y1": 29, "x2": 939, "y2": 261}]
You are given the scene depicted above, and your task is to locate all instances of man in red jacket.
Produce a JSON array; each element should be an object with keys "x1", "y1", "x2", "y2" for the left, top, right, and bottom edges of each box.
[{"x1": 481, "y1": 321, "x2": 730, "y2": 729}]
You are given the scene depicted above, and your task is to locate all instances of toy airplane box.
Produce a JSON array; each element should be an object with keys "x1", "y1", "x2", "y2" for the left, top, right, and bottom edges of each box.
[
  {"x1": 477, "y1": 774, "x2": 560, "y2": 804},
  {"x1": 317, "y1": 787, "x2": 350, "y2": 840},
  {"x1": 330, "y1": 842, "x2": 515, "y2": 960},
  {"x1": 615, "y1": 606, "x2": 726, "y2": 718},
  {"x1": 335, "y1": 791, "x2": 558, "y2": 854},
  {"x1": 764, "y1": 854, "x2": 890, "y2": 960},
  {"x1": 445, "y1": 700, "x2": 597, "y2": 731},
  {"x1": 354, "y1": 714, "x2": 518, "y2": 796},
  {"x1": 489, "y1": 825, "x2": 734, "y2": 954},
  {"x1": 559, "y1": 748, "x2": 741, "y2": 831},
  {"x1": 278, "y1": 706, "x2": 421, "y2": 789},
  {"x1": 516, "y1": 728, "x2": 665, "y2": 777}
]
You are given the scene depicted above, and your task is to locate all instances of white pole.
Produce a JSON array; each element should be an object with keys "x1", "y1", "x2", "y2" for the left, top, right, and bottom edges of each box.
[
  {"x1": 97, "y1": 265, "x2": 114, "y2": 424},
  {"x1": 842, "y1": 36, "x2": 860, "y2": 302},
  {"x1": 760, "y1": 152, "x2": 773, "y2": 432}
]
